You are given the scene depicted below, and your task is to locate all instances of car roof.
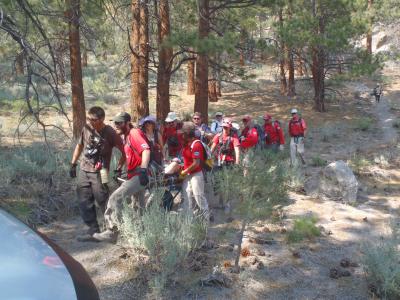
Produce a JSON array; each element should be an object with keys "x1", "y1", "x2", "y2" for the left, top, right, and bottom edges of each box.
[{"x1": 0, "y1": 209, "x2": 77, "y2": 300}]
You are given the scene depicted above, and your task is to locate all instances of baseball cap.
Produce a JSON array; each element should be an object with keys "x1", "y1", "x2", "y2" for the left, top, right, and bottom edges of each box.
[
  {"x1": 165, "y1": 112, "x2": 178, "y2": 122},
  {"x1": 263, "y1": 113, "x2": 272, "y2": 120},
  {"x1": 111, "y1": 112, "x2": 131, "y2": 123},
  {"x1": 215, "y1": 112, "x2": 223, "y2": 117},
  {"x1": 142, "y1": 115, "x2": 157, "y2": 124},
  {"x1": 291, "y1": 108, "x2": 298, "y2": 114}
]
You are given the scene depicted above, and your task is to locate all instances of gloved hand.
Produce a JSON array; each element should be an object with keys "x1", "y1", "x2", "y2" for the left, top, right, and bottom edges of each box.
[
  {"x1": 138, "y1": 168, "x2": 149, "y2": 186},
  {"x1": 279, "y1": 145, "x2": 284, "y2": 151},
  {"x1": 69, "y1": 163, "x2": 77, "y2": 178}
]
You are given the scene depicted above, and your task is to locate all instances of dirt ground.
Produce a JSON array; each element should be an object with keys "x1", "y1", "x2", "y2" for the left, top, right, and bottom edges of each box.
[{"x1": 2, "y1": 62, "x2": 400, "y2": 299}]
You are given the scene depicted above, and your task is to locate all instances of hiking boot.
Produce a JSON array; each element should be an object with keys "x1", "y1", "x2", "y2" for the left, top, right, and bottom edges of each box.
[
  {"x1": 92, "y1": 229, "x2": 118, "y2": 244},
  {"x1": 76, "y1": 234, "x2": 100, "y2": 242}
]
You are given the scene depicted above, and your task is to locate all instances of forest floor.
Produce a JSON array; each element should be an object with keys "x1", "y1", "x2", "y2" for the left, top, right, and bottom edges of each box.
[{"x1": 2, "y1": 62, "x2": 400, "y2": 299}]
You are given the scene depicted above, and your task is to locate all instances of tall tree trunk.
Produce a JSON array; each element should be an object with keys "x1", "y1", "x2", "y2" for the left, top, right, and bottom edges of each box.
[
  {"x1": 208, "y1": 78, "x2": 218, "y2": 102},
  {"x1": 194, "y1": 0, "x2": 209, "y2": 123},
  {"x1": 66, "y1": 0, "x2": 86, "y2": 140},
  {"x1": 82, "y1": 48, "x2": 88, "y2": 67},
  {"x1": 366, "y1": 0, "x2": 373, "y2": 54},
  {"x1": 296, "y1": 53, "x2": 304, "y2": 76},
  {"x1": 130, "y1": 0, "x2": 140, "y2": 121},
  {"x1": 187, "y1": 59, "x2": 196, "y2": 95},
  {"x1": 131, "y1": 0, "x2": 149, "y2": 121},
  {"x1": 15, "y1": 52, "x2": 24, "y2": 75},
  {"x1": 156, "y1": 0, "x2": 173, "y2": 122},
  {"x1": 287, "y1": 48, "x2": 295, "y2": 97},
  {"x1": 278, "y1": 9, "x2": 287, "y2": 95},
  {"x1": 311, "y1": 1, "x2": 325, "y2": 112},
  {"x1": 138, "y1": 0, "x2": 149, "y2": 117}
]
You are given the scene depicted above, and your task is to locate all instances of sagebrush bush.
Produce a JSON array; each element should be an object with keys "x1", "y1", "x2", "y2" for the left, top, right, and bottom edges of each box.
[
  {"x1": 311, "y1": 156, "x2": 327, "y2": 167},
  {"x1": 121, "y1": 188, "x2": 207, "y2": 296},
  {"x1": 354, "y1": 117, "x2": 374, "y2": 131},
  {"x1": 348, "y1": 154, "x2": 372, "y2": 175},
  {"x1": 0, "y1": 143, "x2": 74, "y2": 225},
  {"x1": 287, "y1": 216, "x2": 321, "y2": 243},
  {"x1": 362, "y1": 223, "x2": 400, "y2": 299}
]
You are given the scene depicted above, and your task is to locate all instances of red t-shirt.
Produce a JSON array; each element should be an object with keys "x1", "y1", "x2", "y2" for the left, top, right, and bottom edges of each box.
[
  {"x1": 182, "y1": 140, "x2": 204, "y2": 174},
  {"x1": 240, "y1": 127, "x2": 258, "y2": 149},
  {"x1": 212, "y1": 132, "x2": 240, "y2": 162},
  {"x1": 125, "y1": 128, "x2": 150, "y2": 179},
  {"x1": 264, "y1": 121, "x2": 285, "y2": 145},
  {"x1": 162, "y1": 126, "x2": 183, "y2": 157}
]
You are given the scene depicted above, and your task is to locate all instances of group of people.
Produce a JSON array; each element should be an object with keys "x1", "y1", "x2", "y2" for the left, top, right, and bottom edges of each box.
[{"x1": 69, "y1": 106, "x2": 307, "y2": 243}]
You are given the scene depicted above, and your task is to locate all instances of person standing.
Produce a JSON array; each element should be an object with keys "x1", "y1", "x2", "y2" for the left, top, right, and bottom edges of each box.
[
  {"x1": 192, "y1": 112, "x2": 213, "y2": 143},
  {"x1": 141, "y1": 115, "x2": 164, "y2": 166},
  {"x1": 69, "y1": 107, "x2": 125, "y2": 240},
  {"x1": 210, "y1": 118, "x2": 240, "y2": 167},
  {"x1": 288, "y1": 108, "x2": 307, "y2": 166},
  {"x1": 162, "y1": 111, "x2": 183, "y2": 159},
  {"x1": 93, "y1": 112, "x2": 151, "y2": 243},
  {"x1": 263, "y1": 113, "x2": 285, "y2": 152},
  {"x1": 239, "y1": 115, "x2": 259, "y2": 170},
  {"x1": 210, "y1": 112, "x2": 224, "y2": 134},
  {"x1": 180, "y1": 122, "x2": 210, "y2": 221},
  {"x1": 371, "y1": 84, "x2": 382, "y2": 103}
]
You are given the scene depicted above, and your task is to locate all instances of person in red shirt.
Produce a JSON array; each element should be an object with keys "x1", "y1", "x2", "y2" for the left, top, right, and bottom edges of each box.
[
  {"x1": 263, "y1": 113, "x2": 285, "y2": 152},
  {"x1": 288, "y1": 108, "x2": 307, "y2": 166},
  {"x1": 162, "y1": 111, "x2": 183, "y2": 159},
  {"x1": 93, "y1": 112, "x2": 151, "y2": 243},
  {"x1": 180, "y1": 122, "x2": 209, "y2": 221},
  {"x1": 211, "y1": 118, "x2": 240, "y2": 167},
  {"x1": 239, "y1": 115, "x2": 259, "y2": 150}
]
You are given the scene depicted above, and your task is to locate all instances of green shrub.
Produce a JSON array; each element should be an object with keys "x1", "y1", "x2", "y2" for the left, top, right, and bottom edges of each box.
[
  {"x1": 311, "y1": 156, "x2": 327, "y2": 167},
  {"x1": 287, "y1": 216, "x2": 321, "y2": 243},
  {"x1": 354, "y1": 117, "x2": 374, "y2": 131},
  {"x1": 362, "y1": 223, "x2": 400, "y2": 299},
  {"x1": 121, "y1": 189, "x2": 207, "y2": 296},
  {"x1": 348, "y1": 154, "x2": 371, "y2": 175}
]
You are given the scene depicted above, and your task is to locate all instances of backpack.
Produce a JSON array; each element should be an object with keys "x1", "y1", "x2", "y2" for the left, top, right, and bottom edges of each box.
[
  {"x1": 252, "y1": 123, "x2": 265, "y2": 149},
  {"x1": 289, "y1": 118, "x2": 304, "y2": 135},
  {"x1": 190, "y1": 140, "x2": 213, "y2": 172},
  {"x1": 218, "y1": 132, "x2": 233, "y2": 155}
]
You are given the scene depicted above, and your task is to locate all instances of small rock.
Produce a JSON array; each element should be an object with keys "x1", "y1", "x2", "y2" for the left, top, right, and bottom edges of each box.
[
  {"x1": 292, "y1": 251, "x2": 301, "y2": 258},
  {"x1": 327, "y1": 230, "x2": 333, "y2": 235},
  {"x1": 249, "y1": 257, "x2": 258, "y2": 265},
  {"x1": 340, "y1": 258, "x2": 351, "y2": 268},
  {"x1": 226, "y1": 216, "x2": 234, "y2": 223},
  {"x1": 256, "y1": 249, "x2": 266, "y2": 256},
  {"x1": 363, "y1": 217, "x2": 368, "y2": 222},
  {"x1": 256, "y1": 261, "x2": 264, "y2": 270},
  {"x1": 329, "y1": 267, "x2": 340, "y2": 279}
]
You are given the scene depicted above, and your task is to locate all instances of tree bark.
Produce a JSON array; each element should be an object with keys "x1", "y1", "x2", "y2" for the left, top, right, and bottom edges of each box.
[
  {"x1": 187, "y1": 59, "x2": 196, "y2": 95},
  {"x1": 156, "y1": 0, "x2": 173, "y2": 122},
  {"x1": 130, "y1": 0, "x2": 149, "y2": 121},
  {"x1": 82, "y1": 48, "x2": 88, "y2": 67},
  {"x1": 278, "y1": 9, "x2": 287, "y2": 95},
  {"x1": 66, "y1": 0, "x2": 86, "y2": 140},
  {"x1": 287, "y1": 48, "x2": 295, "y2": 97},
  {"x1": 366, "y1": 0, "x2": 373, "y2": 54},
  {"x1": 194, "y1": 0, "x2": 209, "y2": 123},
  {"x1": 208, "y1": 78, "x2": 218, "y2": 102},
  {"x1": 15, "y1": 52, "x2": 24, "y2": 75}
]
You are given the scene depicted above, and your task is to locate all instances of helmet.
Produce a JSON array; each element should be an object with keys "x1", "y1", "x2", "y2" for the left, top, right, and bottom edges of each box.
[
  {"x1": 263, "y1": 113, "x2": 272, "y2": 120},
  {"x1": 222, "y1": 118, "x2": 233, "y2": 128},
  {"x1": 291, "y1": 108, "x2": 298, "y2": 114}
]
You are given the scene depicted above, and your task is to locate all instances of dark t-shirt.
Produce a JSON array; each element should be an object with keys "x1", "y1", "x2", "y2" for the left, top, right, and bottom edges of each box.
[{"x1": 78, "y1": 124, "x2": 123, "y2": 172}]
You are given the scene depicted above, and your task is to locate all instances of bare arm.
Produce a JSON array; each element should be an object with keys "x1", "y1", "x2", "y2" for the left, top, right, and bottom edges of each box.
[
  {"x1": 182, "y1": 158, "x2": 200, "y2": 175},
  {"x1": 210, "y1": 142, "x2": 217, "y2": 154},
  {"x1": 234, "y1": 146, "x2": 240, "y2": 165},
  {"x1": 71, "y1": 144, "x2": 84, "y2": 165},
  {"x1": 141, "y1": 149, "x2": 151, "y2": 169}
]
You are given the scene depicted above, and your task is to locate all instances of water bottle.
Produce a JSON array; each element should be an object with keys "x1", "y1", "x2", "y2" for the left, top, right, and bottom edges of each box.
[{"x1": 100, "y1": 168, "x2": 109, "y2": 184}]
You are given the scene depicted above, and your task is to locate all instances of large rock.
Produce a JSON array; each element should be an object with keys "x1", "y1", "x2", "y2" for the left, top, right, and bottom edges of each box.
[{"x1": 319, "y1": 161, "x2": 358, "y2": 203}]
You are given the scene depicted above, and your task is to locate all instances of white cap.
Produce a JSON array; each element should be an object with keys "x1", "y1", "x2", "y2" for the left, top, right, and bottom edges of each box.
[
  {"x1": 291, "y1": 108, "x2": 298, "y2": 114},
  {"x1": 232, "y1": 122, "x2": 240, "y2": 131},
  {"x1": 165, "y1": 112, "x2": 178, "y2": 122},
  {"x1": 215, "y1": 111, "x2": 223, "y2": 117}
]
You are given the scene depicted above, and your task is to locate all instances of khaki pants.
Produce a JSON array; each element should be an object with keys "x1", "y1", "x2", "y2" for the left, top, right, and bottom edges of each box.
[
  {"x1": 181, "y1": 171, "x2": 209, "y2": 220},
  {"x1": 104, "y1": 175, "x2": 146, "y2": 231},
  {"x1": 290, "y1": 137, "x2": 305, "y2": 166}
]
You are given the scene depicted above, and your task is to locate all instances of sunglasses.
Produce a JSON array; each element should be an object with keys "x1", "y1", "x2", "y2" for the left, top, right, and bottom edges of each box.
[
  {"x1": 193, "y1": 117, "x2": 200, "y2": 120},
  {"x1": 87, "y1": 117, "x2": 99, "y2": 122},
  {"x1": 114, "y1": 121, "x2": 123, "y2": 126}
]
